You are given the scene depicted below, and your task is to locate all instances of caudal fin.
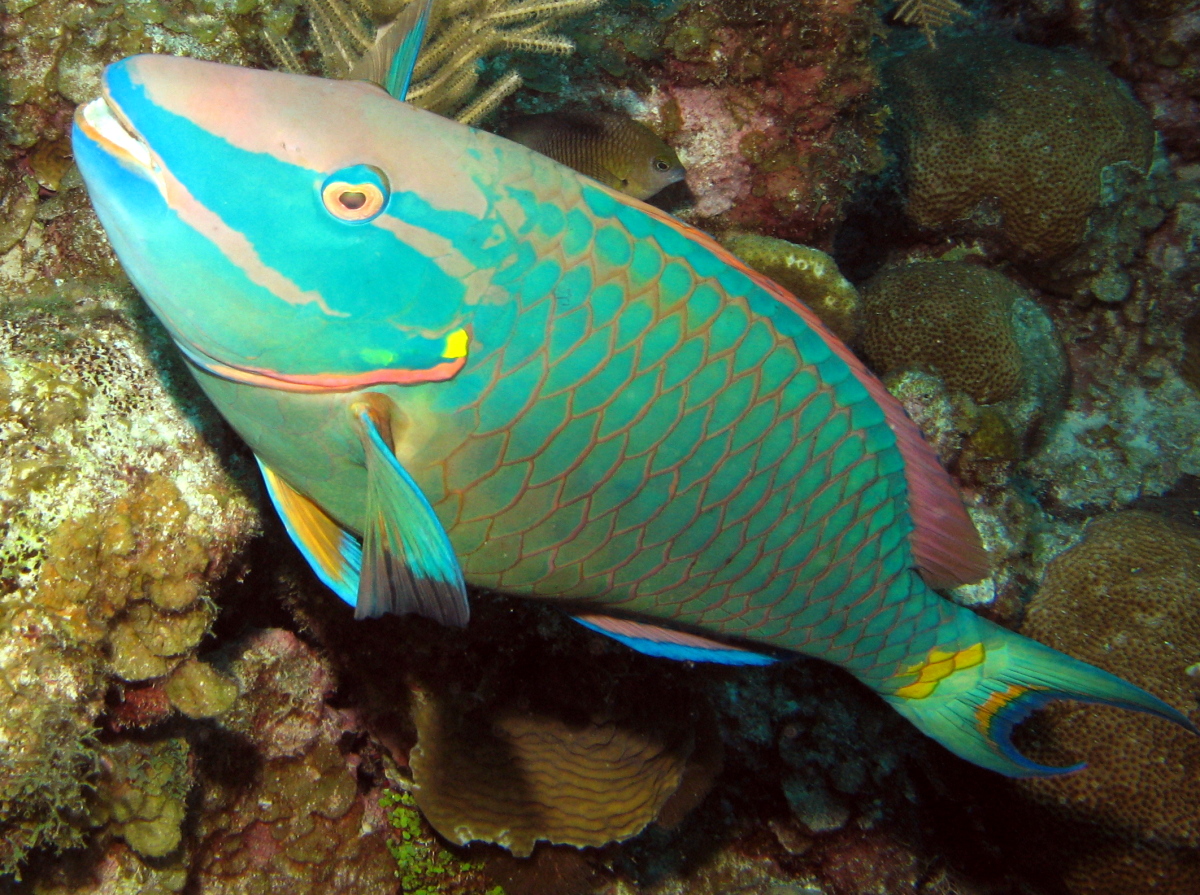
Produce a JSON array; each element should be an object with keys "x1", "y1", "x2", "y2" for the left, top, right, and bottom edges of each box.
[{"x1": 883, "y1": 623, "x2": 1197, "y2": 777}]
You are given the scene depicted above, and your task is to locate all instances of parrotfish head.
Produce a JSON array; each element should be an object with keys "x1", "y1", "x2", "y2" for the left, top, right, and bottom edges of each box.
[{"x1": 73, "y1": 55, "x2": 508, "y2": 390}]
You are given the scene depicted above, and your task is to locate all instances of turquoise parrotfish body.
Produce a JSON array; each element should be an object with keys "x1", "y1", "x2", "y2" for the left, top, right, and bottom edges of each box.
[{"x1": 72, "y1": 55, "x2": 1195, "y2": 777}]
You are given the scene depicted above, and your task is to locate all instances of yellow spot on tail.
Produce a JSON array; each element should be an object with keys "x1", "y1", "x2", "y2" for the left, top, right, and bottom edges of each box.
[
  {"x1": 443, "y1": 328, "x2": 469, "y2": 359},
  {"x1": 893, "y1": 642, "x2": 987, "y2": 699}
]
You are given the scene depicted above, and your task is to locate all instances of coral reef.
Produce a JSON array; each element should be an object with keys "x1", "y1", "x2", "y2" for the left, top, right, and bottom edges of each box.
[
  {"x1": 0, "y1": 294, "x2": 257, "y2": 875},
  {"x1": 188, "y1": 628, "x2": 401, "y2": 893},
  {"x1": 1024, "y1": 174, "x2": 1200, "y2": 514},
  {"x1": 1014, "y1": 510, "x2": 1200, "y2": 894},
  {"x1": 884, "y1": 36, "x2": 1155, "y2": 262}
]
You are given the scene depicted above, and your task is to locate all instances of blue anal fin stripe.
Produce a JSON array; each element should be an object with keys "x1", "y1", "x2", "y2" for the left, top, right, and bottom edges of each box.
[
  {"x1": 573, "y1": 614, "x2": 779, "y2": 666},
  {"x1": 355, "y1": 406, "x2": 469, "y2": 626},
  {"x1": 257, "y1": 458, "x2": 362, "y2": 607}
]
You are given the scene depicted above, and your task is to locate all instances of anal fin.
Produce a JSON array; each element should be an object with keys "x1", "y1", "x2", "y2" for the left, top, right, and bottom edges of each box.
[
  {"x1": 573, "y1": 614, "x2": 778, "y2": 666},
  {"x1": 354, "y1": 404, "x2": 469, "y2": 626},
  {"x1": 258, "y1": 458, "x2": 362, "y2": 607}
]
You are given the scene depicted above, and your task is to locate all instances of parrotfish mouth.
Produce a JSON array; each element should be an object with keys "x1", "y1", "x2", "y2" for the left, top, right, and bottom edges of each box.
[{"x1": 75, "y1": 92, "x2": 162, "y2": 190}]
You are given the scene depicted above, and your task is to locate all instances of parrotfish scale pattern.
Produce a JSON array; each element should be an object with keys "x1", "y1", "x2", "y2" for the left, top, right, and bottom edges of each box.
[{"x1": 427, "y1": 153, "x2": 949, "y2": 679}]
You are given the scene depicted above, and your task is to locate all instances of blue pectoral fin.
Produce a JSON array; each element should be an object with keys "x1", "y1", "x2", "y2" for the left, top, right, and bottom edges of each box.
[
  {"x1": 354, "y1": 405, "x2": 469, "y2": 626},
  {"x1": 573, "y1": 614, "x2": 779, "y2": 666},
  {"x1": 257, "y1": 458, "x2": 362, "y2": 607}
]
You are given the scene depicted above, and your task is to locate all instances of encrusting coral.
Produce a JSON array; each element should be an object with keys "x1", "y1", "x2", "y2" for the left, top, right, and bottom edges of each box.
[
  {"x1": 719, "y1": 232, "x2": 861, "y2": 344},
  {"x1": 885, "y1": 36, "x2": 1155, "y2": 262},
  {"x1": 653, "y1": 0, "x2": 880, "y2": 244},
  {"x1": 0, "y1": 294, "x2": 257, "y2": 875},
  {"x1": 188, "y1": 628, "x2": 401, "y2": 893},
  {"x1": 1015, "y1": 511, "x2": 1200, "y2": 894}
]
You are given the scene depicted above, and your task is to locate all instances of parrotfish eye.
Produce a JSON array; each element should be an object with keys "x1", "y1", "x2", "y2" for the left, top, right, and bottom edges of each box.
[
  {"x1": 653, "y1": 157, "x2": 672, "y2": 172},
  {"x1": 320, "y1": 164, "x2": 390, "y2": 223}
]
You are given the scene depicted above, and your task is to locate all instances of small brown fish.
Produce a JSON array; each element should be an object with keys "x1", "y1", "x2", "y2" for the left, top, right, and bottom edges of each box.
[{"x1": 501, "y1": 111, "x2": 686, "y2": 200}]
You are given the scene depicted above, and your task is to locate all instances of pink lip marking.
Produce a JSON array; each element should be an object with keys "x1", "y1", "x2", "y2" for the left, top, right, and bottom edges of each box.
[{"x1": 177, "y1": 338, "x2": 467, "y2": 393}]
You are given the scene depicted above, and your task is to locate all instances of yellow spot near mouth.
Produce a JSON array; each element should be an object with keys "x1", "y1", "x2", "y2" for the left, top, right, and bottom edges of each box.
[
  {"x1": 894, "y1": 642, "x2": 987, "y2": 699},
  {"x1": 443, "y1": 328, "x2": 469, "y2": 359}
]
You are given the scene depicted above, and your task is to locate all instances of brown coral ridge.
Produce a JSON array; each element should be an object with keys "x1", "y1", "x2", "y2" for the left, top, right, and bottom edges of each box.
[
  {"x1": 1013, "y1": 511, "x2": 1200, "y2": 894},
  {"x1": 409, "y1": 683, "x2": 712, "y2": 856},
  {"x1": 885, "y1": 36, "x2": 1155, "y2": 262}
]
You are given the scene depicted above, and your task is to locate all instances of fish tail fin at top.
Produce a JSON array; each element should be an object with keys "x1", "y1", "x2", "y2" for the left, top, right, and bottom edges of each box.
[{"x1": 882, "y1": 619, "x2": 1197, "y2": 777}]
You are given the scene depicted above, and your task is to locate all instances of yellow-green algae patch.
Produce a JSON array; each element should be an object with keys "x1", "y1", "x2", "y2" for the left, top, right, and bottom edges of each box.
[{"x1": 96, "y1": 738, "x2": 193, "y2": 860}]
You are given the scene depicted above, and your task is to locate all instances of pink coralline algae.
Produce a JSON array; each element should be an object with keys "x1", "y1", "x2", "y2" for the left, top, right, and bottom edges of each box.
[{"x1": 655, "y1": 0, "x2": 881, "y2": 247}]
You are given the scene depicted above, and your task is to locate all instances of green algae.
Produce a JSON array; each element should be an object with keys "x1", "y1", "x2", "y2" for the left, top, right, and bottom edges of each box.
[{"x1": 380, "y1": 788, "x2": 499, "y2": 895}]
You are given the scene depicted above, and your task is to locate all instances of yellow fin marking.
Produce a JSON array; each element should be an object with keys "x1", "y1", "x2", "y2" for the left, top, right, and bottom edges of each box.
[
  {"x1": 894, "y1": 680, "x2": 939, "y2": 699},
  {"x1": 262, "y1": 465, "x2": 345, "y2": 580},
  {"x1": 954, "y1": 642, "x2": 985, "y2": 670},
  {"x1": 443, "y1": 328, "x2": 469, "y2": 359},
  {"x1": 895, "y1": 643, "x2": 988, "y2": 699}
]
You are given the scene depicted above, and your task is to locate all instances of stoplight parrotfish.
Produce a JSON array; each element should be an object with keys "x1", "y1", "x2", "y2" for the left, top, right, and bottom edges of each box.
[{"x1": 72, "y1": 55, "x2": 1195, "y2": 778}]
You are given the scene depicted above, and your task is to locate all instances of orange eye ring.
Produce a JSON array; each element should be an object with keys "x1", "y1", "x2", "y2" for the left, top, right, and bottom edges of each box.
[
  {"x1": 322, "y1": 180, "x2": 386, "y2": 221},
  {"x1": 320, "y1": 165, "x2": 390, "y2": 223}
]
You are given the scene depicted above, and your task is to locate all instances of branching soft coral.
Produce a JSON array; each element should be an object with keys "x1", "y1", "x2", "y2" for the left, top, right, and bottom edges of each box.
[
  {"x1": 893, "y1": 0, "x2": 968, "y2": 48},
  {"x1": 268, "y1": 0, "x2": 604, "y2": 124}
]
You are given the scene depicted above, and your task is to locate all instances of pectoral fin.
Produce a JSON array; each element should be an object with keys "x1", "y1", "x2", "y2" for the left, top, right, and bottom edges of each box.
[
  {"x1": 258, "y1": 459, "x2": 364, "y2": 606},
  {"x1": 353, "y1": 403, "x2": 469, "y2": 626}
]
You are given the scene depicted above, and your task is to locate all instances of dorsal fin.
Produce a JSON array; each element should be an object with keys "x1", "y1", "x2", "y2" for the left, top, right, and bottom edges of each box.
[{"x1": 602, "y1": 189, "x2": 990, "y2": 588}]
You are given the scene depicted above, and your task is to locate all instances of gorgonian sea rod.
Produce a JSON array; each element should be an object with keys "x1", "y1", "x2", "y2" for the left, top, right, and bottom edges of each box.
[{"x1": 73, "y1": 55, "x2": 1194, "y2": 780}]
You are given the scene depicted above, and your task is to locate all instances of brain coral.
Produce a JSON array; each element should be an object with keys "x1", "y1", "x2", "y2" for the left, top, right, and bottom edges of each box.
[
  {"x1": 885, "y1": 37, "x2": 1154, "y2": 260},
  {"x1": 1016, "y1": 511, "x2": 1200, "y2": 894},
  {"x1": 857, "y1": 261, "x2": 1025, "y2": 404}
]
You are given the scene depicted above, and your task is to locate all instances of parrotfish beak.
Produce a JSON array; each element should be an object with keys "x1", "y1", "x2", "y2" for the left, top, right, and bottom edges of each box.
[{"x1": 72, "y1": 55, "x2": 483, "y2": 390}]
